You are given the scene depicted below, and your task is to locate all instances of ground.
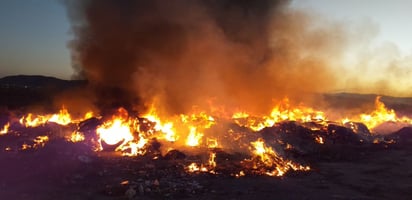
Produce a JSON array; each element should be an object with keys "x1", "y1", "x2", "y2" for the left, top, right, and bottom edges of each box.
[{"x1": 0, "y1": 140, "x2": 411, "y2": 200}]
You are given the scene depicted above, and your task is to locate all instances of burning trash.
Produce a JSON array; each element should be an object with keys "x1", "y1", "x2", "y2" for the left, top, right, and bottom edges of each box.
[
  {"x1": 1, "y1": 95, "x2": 412, "y2": 179},
  {"x1": 1, "y1": 0, "x2": 412, "y2": 199}
]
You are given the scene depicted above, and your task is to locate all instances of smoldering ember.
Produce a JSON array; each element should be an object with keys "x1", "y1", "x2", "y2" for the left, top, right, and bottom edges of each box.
[{"x1": 2, "y1": 0, "x2": 412, "y2": 199}]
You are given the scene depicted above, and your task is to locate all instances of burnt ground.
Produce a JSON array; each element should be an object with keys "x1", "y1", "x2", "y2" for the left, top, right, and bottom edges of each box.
[{"x1": 0, "y1": 139, "x2": 412, "y2": 200}]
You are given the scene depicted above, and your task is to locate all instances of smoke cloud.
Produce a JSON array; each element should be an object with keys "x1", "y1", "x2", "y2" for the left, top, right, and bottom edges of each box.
[{"x1": 64, "y1": 0, "x2": 347, "y2": 115}]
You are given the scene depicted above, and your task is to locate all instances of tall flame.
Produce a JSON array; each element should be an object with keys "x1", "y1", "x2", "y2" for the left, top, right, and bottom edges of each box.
[
  {"x1": 359, "y1": 96, "x2": 400, "y2": 129},
  {"x1": 186, "y1": 126, "x2": 203, "y2": 147},
  {"x1": 48, "y1": 106, "x2": 72, "y2": 125},
  {"x1": 143, "y1": 105, "x2": 177, "y2": 142}
]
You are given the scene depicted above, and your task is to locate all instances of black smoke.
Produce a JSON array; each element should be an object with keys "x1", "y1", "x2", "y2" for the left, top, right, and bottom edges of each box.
[{"x1": 64, "y1": 0, "x2": 342, "y2": 115}]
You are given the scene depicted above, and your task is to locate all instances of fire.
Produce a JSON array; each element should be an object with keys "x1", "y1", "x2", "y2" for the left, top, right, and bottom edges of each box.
[
  {"x1": 19, "y1": 113, "x2": 49, "y2": 127},
  {"x1": 186, "y1": 126, "x2": 203, "y2": 147},
  {"x1": 33, "y1": 135, "x2": 49, "y2": 148},
  {"x1": 250, "y1": 139, "x2": 275, "y2": 165},
  {"x1": 232, "y1": 112, "x2": 249, "y2": 119},
  {"x1": 121, "y1": 136, "x2": 148, "y2": 156},
  {"x1": 143, "y1": 106, "x2": 177, "y2": 142},
  {"x1": 96, "y1": 108, "x2": 147, "y2": 156},
  {"x1": 341, "y1": 118, "x2": 350, "y2": 125},
  {"x1": 84, "y1": 111, "x2": 94, "y2": 119},
  {"x1": 98, "y1": 119, "x2": 133, "y2": 145},
  {"x1": 233, "y1": 98, "x2": 327, "y2": 131},
  {"x1": 208, "y1": 152, "x2": 217, "y2": 168},
  {"x1": 315, "y1": 136, "x2": 324, "y2": 144},
  {"x1": 19, "y1": 135, "x2": 50, "y2": 150},
  {"x1": 180, "y1": 112, "x2": 215, "y2": 129},
  {"x1": 48, "y1": 106, "x2": 72, "y2": 125},
  {"x1": 19, "y1": 106, "x2": 94, "y2": 127},
  {"x1": 6, "y1": 94, "x2": 412, "y2": 177},
  {"x1": 206, "y1": 138, "x2": 218, "y2": 148},
  {"x1": 235, "y1": 171, "x2": 245, "y2": 178},
  {"x1": 69, "y1": 131, "x2": 85, "y2": 142},
  {"x1": 187, "y1": 163, "x2": 208, "y2": 173},
  {"x1": 358, "y1": 96, "x2": 411, "y2": 129},
  {"x1": 0, "y1": 123, "x2": 10, "y2": 134},
  {"x1": 250, "y1": 138, "x2": 310, "y2": 176},
  {"x1": 185, "y1": 152, "x2": 217, "y2": 174}
]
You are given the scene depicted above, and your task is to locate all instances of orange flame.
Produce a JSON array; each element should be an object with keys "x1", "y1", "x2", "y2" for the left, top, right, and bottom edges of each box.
[
  {"x1": 69, "y1": 131, "x2": 85, "y2": 143},
  {"x1": 48, "y1": 106, "x2": 72, "y2": 125},
  {"x1": 19, "y1": 106, "x2": 94, "y2": 127},
  {"x1": 19, "y1": 113, "x2": 49, "y2": 127},
  {"x1": 186, "y1": 126, "x2": 203, "y2": 147},
  {"x1": 233, "y1": 98, "x2": 327, "y2": 131},
  {"x1": 250, "y1": 138, "x2": 310, "y2": 176},
  {"x1": 143, "y1": 106, "x2": 177, "y2": 142},
  {"x1": 96, "y1": 108, "x2": 147, "y2": 156},
  {"x1": 359, "y1": 96, "x2": 407, "y2": 129}
]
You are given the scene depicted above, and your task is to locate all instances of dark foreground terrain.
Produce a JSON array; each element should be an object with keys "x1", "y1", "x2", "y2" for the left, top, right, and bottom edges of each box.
[{"x1": 0, "y1": 141, "x2": 412, "y2": 200}]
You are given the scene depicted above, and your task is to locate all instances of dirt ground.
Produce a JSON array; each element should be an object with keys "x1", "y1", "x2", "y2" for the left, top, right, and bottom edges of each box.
[{"x1": 0, "y1": 141, "x2": 411, "y2": 200}]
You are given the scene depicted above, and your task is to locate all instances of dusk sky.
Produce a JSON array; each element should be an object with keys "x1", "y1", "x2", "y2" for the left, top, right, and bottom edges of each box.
[
  {"x1": 0, "y1": 0, "x2": 411, "y2": 86},
  {"x1": 0, "y1": 0, "x2": 71, "y2": 79}
]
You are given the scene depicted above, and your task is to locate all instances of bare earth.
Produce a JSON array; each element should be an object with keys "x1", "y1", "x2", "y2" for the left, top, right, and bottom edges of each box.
[{"x1": 0, "y1": 141, "x2": 411, "y2": 200}]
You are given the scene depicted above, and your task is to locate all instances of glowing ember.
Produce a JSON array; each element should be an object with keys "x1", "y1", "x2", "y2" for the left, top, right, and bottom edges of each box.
[
  {"x1": 33, "y1": 135, "x2": 49, "y2": 148},
  {"x1": 208, "y1": 152, "x2": 217, "y2": 168},
  {"x1": 69, "y1": 131, "x2": 85, "y2": 142},
  {"x1": 235, "y1": 171, "x2": 245, "y2": 178},
  {"x1": 315, "y1": 136, "x2": 324, "y2": 144},
  {"x1": 186, "y1": 163, "x2": 208, "y2": 173},
  {"x1": 0, "y1": 123, "x2": 10, "y2": 135},
  {"x1": 21, "y1": 143, "x2": 30, "y2": 150},
  {"x1": 20, "y1": 136, "x2": 50, "y2": 150},
  {"x1": 206, "y1": 138, "x2": 218, "y2": 148}
]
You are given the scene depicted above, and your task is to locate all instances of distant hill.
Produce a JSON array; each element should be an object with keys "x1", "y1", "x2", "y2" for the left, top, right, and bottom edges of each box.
[
  {"x1": 0, "y1": 75, "x2": 411, "y2": 116},
  {"x1": 323, "y1": 92, "x2": 412, "y2": 117},
  {"x1": 0, "y1": 75, "x2": 88, "y2": 109},
  {"x1": 0, "y1": 75, "x2": 86, "y2": 89}
]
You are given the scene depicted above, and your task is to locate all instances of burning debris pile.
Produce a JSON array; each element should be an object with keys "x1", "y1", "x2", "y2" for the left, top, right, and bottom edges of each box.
[
  {"x1": 1, "y1": 94, "x2": 412, "y2": 198},
  {"x1": 1, "y1": 96, "x2": 411, "y2": 178},
  {"x1": 2, "y1": 0, "x2": 412, "y2": 198}
]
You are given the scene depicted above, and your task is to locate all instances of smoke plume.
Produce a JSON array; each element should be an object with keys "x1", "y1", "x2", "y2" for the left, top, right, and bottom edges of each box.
[{"x1": 65, "y1": 0, "x2": 346, "y2": 115}]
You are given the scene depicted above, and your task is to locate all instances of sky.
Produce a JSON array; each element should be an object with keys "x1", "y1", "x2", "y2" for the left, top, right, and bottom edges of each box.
[
  {"x1": 0, "y1": 0, "x2": 71, "y2": 79},
  {"x1": 292, "y1": 0, "x2": 412, "y2": 54},
  {"x1": 0, "y1": 0, "x2": 411, "y2": 82}
]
